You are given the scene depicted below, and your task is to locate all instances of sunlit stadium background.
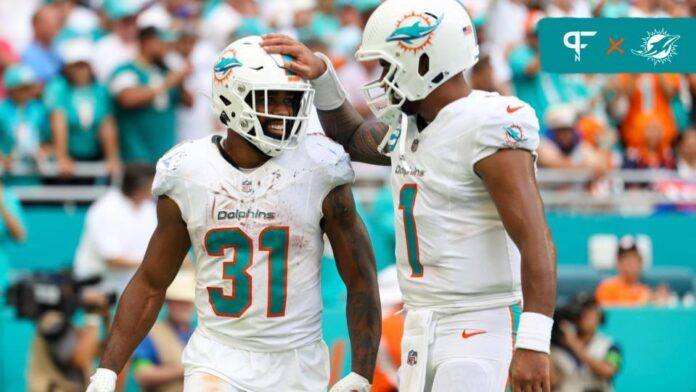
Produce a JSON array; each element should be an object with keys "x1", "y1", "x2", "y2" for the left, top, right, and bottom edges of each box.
[{"x1": 0, "y1": 0, "x2": 695, "y2": 391}]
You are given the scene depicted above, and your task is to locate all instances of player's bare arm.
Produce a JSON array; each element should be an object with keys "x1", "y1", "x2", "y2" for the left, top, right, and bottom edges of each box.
[
  {"x1": 98, "y1": 196, "x2": 191, "y2": 374},
  {"x1": 321, "y1": 184, "x2": 381, "y2": 382},
  {"x1": 317, "y1": 102, "x2": 391, "y2": 166},
  {"x1": 261, "y1": 34, "x2": 391, "y2": 166},
  {"x1": 475, "y1": 149, "x2": 557, "y2": 392}
]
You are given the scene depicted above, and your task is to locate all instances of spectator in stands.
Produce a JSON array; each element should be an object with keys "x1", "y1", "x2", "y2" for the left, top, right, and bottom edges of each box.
[
  {"x1": 675, "y1": 128, "x2": 696, "y2": 179},
  {"x1": 592, "y1": 0, "x2": 631, "y2": 17},
  {"x1": 537, "y1": 104, "x2": 609, "y2": 174},
  {"x1": 470, "y1": 55, "x2": 500, "y2": 94},
  {"x1": 138, "y1": 0, "x2": 199, "y2": 31},
  {"x1": 204, "y1": 0, "x2": 254, "y2": 51},
  {"x1": 109, "y1": 26, "x2": 192, "y2": 164},
  {"x1": 628, "y1": 0, "x2": 670, "y2": 17},
  {"x1": 0, "y1": 65, "x2": 48, "y2": 172},
  {"x1": 291, "y1": 0, "x2": 317, "y2": 43},
  {"x1": 21, "y1": 5, "x2": 64, "y2": 83},
  {"x1": 93, "y1": 0, "x2": 140, "y2": 82},
  {"x1": 310, "y1": 0, "x2": 341, "y2": 44},
  {"x1": 337, "y1": 55, "x2": 381, "y2": 118},
  {"x1": 546, "y1": 0, "x2": 592, "y2": 17},
  {"x1": 72, "y1": 163, "x2": 157, "y2": 297},
  {"x1": 0, "y1": 38, "x2": 19, "y2": 99},
  {"x1": 595, "y1": 236, "x2": 671, "y2": 306},
  {"x1": 0, "y1": 180, "x2": 26, "y2": 293},
  {"x1": 132, "y1": 269, "x2": 195, "y2": 392},
  {"x1": 330, "y1": 0, "x2": 366, "y2": 59},
  {"x1": 46, "y1": 38, "x2": 121, "y2": 178},
  {"x1": 508, "y1": 11, "x2": 569, "y2": 119},
  {"x1": 622, "y1": 113, "x2": 676, "y2": 170},
  {"x1": 52, "y1": 0, "x2": 102, "y2": 42},
  {"x1": 613, "y1": 74, "x2": 680, "y2": 150},
  {"x1": 551, "y1": 293, "x2": 621, "y2": 392},
  {"x1": 173, "y1": 27, "x2": 218, "y2": 142}
]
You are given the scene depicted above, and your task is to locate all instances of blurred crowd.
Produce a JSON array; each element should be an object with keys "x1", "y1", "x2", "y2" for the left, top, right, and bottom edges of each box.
[{"x1": 0, "y1": 0, "x2": 694, "y2": 188}]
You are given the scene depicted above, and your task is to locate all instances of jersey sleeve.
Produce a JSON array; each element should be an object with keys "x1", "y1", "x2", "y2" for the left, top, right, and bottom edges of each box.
[
  {"x1": 152, "y1": 142, "x2": 192, "y2": 220},
  {"x1": 327, "y1": 151, "x2": 355, "y2": 189},
  {"x1": 471, "y1": 101, "x2": 540, "y2": 169},
  {"x1": 109, "y1": 67, "x2": 140, "y2": 95},
  {"x1": 304, "y1": 134, "x2": 355, "y2": 206}
]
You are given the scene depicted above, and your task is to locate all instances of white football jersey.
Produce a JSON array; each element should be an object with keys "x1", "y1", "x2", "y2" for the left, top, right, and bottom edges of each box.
[
  {"x1": 389, "y1": 90, "x2": 540, "y2": 313},
  {"x1": 152, "y1": 134, "x2": 354, "y2": 351}
]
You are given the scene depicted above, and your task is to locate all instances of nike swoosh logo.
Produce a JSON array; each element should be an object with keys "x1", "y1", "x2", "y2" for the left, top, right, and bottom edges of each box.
[
  {"x1": 507, "y1": 105, "x2": 523, "y2": 113},
  {"x1": 462, "y1": 330, "x2": 487, "y2": 339}
]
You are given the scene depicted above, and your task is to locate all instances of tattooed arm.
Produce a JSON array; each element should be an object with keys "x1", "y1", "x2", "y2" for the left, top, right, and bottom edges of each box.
[
  {"x1": 317, "y1": 103, "x2": 392, "y2": 166},
  {"x1": 322, "y1": 184, "x2": 381, "y2": 381}
]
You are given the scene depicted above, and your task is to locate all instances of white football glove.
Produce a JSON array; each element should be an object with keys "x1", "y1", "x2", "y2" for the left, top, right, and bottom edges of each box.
[
  {"x1": 329, "y1": 371, "x2": 371, "y2": 392},
  {"x1": 86, "y1": 368, "x2": 117, "y2": 392}
]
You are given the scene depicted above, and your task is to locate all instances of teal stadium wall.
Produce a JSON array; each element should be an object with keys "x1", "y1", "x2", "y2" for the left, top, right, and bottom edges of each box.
[{"x1": 1, "y1": 207, "x2": 696, "y2": 391}]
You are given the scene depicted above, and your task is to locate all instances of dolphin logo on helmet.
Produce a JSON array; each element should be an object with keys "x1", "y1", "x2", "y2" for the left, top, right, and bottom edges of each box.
[
  {"x1": 214, "y1": 57, "x2": 242, "y2": 74},
  {"x1": 386, "y1": 14, "x2": 444, "y2": 45}
]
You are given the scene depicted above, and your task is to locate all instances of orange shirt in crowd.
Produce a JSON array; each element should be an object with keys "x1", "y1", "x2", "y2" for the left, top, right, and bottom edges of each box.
[
  {"x1": 617, "y1": 73, "x2": 680, "y2": 150},
  {"x1": 595, "y1": 276, "x2": 652, "y2": 306}
]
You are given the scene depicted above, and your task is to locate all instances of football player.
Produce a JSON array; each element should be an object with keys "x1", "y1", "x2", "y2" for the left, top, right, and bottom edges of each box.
[
  {"x1": 262, "y1": 0, "x2": 558, "y2": 391},
  {"x1": 86, "y1": 36, "x2": 380, "y2": 392}
]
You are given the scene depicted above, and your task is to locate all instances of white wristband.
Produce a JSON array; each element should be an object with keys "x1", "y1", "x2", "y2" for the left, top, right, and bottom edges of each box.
[
  {"x1": 515, "y1": 312, "x2": 554, "y2": 354},
  {"x1": 88, "y1": 368, "x2": 117, "y2": 392},
  {"x1": 310, "y1": 52, "x2": 347, "y2": 111}
]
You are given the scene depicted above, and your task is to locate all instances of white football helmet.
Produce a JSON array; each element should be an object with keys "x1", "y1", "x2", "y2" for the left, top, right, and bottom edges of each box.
[
  {"x1": 211, "y1": 36, "x2": 315, "y2": 157},
  {"x1": 356, "y1": 0, "x2": 479, "y2": 128}
]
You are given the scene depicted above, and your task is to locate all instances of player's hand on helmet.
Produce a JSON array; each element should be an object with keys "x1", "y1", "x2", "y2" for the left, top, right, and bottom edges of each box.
[
  {"x1": 86, "y1": 368, "x2": 117, "y2": 392},
  {"x1": 509, "y1": 348, "x2": 551, "y2": 392},
  {"x1": 329, "y1": 371, "x2": 371, "y2": 392},
  {"x1": 261, "y1": 34, "x2": 327, "y2": 80}
]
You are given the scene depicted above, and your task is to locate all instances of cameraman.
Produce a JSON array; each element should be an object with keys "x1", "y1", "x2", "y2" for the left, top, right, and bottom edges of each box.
[
  {"x1": 550, "y1": 293, "x2": 622, "y2": 392},
  {"x1": 27, "y1": 289, "x2": 111, "y2": 392}
]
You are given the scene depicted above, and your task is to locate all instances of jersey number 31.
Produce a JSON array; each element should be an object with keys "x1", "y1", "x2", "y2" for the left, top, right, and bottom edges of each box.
[{"x1": 204, "y1": 227, "x2": 289, "y2": 318}]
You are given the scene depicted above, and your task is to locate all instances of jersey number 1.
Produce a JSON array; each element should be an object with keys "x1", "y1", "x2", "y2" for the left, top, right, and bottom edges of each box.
[
  {"x1": 399, "y1": 184, "x2": 423, "y2": 277},
  {"x1": 205, "y1": 227, "x2": 289, "y2": 318}
]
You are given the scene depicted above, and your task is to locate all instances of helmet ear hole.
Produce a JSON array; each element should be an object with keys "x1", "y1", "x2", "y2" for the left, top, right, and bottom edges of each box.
[
  {"x1": 431, "y1": 73, "x2": 444, "y2": 84},
  {"x1": 219, "y1": 112, "x2": 230, "y2": 126},
  {"x1": 418, "y1": 54, "x2": 430, "y2": 77},
  {"x1": 219, "y1": 95, "x2": 232, "y2": 106}
]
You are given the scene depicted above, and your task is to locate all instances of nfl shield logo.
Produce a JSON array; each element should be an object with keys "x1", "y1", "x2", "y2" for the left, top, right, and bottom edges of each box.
[
  {"x1": 242, "y1": 180, "x2": 253, "y2": 193},
  {"x1": 407, "y1": 350, "x2": 418, "y2": 366},
  {"x1": 411, "y1": 139, "x2": 419, "y2": 152}
]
